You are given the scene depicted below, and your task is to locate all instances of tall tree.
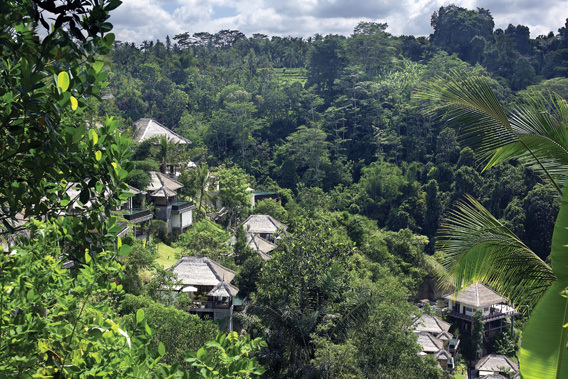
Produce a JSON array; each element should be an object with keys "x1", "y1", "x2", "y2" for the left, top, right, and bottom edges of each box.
[
  {"x1": 306, "y1": 35, "x2": 347, "y2": 101},
  {"x1": 430, "y1": 5, "x2": 494, "y2": 64}
]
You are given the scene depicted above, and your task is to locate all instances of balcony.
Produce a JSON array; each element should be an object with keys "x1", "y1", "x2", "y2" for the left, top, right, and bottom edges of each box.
[
  {"x1": 189, "y1": 298, "x2": 232, "y2": 311},
  {"x1": 449, "y1": 308, "x2": 516, "y2": 323},
  {"x1": 123, "y1": 208, "x2": 153, "y2": 224},
  {"x1": 172, "y1": 201, "x2": 195, "y2": 214}
]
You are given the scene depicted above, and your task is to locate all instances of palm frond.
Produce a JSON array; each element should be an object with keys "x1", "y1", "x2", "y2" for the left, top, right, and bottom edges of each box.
[
  {"x1": 437, "y1": 195, "x2": 556, "y2": 309},
  {"x1": 416, "y1": 73, "x2": 568, "y2": 194},
  {"x1": 416, "y1": 72, "x2": 517, "y2": 156}
]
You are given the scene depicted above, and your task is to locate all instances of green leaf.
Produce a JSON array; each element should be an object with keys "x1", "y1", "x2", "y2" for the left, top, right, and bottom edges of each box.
[
  {"x1": 58, "y1": 71, "x2": 70, "y2": 92},
  {"x1": 136, "y1": 309, "x2": 144, "y2": 323},
  {"x1": 520, "y1": 281, "x2": 568, "y2": 378},
  {"x1": 520, "y1": 173, "x2": 568, "y2": 377},
  {"x1": 144, "y1": 323, "x2": 152, "y2": 336},
  {"x1": 73, "y1": 124, "x2": 86, "y2": 144},
  {"x1": 196, "y1": 347, "x2": 206, "y2": 360},
  {"x1": 93, "y1": 60, "x2": 104, "y2": 73},
  {"x1": 85, "y1": 251, "x2": 91, "y2": 264},
  {"x1": 95, "y1": 151, "x2": 102, "y2": 161},
  {"x1": 104, "y1": 33, "x2": 115, "y2": 45},
  {"x1": 438, "y1": 195, "x2": 555, "y2": 308},
  {"x1": 158, "y1": 342, "x2": 165, "y2": 356},
  {"x1": 118, "y1": 244, "x2": 131, "y2": 256}
]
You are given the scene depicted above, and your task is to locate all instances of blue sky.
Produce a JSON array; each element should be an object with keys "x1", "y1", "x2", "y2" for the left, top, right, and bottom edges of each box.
[{"x1": 109, "y1": 0, "x2": 567, "y2": 44}]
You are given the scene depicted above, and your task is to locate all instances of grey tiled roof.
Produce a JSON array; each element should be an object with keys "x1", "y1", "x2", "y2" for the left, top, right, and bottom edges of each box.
[
  {"x1": 133, "y1": 118, "x2": 190, "y2": 145},
  {"x1": 434, "y1": 349, "x2": 452, "y2": 360}
]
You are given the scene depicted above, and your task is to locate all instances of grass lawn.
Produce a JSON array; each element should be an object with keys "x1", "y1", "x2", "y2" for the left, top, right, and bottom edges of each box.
[{"x1": 155, "y1": 242, "x2": 182, "y2": 268}]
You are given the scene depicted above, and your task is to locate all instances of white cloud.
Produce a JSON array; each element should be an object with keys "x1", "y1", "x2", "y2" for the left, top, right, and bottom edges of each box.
[{"x1": 109, "y1": 0, "x2": 567, "y2": 44}]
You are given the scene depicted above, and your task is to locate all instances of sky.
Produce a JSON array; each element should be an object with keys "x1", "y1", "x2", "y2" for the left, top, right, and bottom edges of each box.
[{"x1": 109, "y1": 0, "x2": 567, "y2": 45}]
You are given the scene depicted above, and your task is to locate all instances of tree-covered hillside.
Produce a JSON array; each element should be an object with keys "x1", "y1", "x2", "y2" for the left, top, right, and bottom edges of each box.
[
  {"x1": 3, "y1": 1, "x2": 568, "y2": 377},
  {"x1": 104, "y1": 9, "x2": 568, "y2": 258}
]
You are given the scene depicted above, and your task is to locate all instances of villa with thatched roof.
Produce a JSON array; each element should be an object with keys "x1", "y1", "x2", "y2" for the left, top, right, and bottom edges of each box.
[
  {"x1": 242, "y1": 214, "x2": 286, "y2": 244},
  {"x1": 246, "y1": 234, "x2": 277, "y2": 260},
  {"x1": 146, "y1": 171, "x2": 194, "y2": 235},
  {"x1": 475, "y1": 354, "x2": 519, "y2": 378},
  {"x1": 413, "y1": 314, "x2": 451, "y2": 335},
  {"x1": 169, "y1": 256, "x2": 239, "y2": 327},
  {"x1": 133, "y1": 118, "x2": 191, "y2": 145},
  {"x1": 413, "y1": 314, "x2": 458, "y2": 371},
  {"x1": 443, "y1": 283, "x2": 516, "y2": 337}
]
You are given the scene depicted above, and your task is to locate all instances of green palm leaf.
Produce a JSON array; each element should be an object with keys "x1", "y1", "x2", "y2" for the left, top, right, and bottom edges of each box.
[
  {"x1": 437, "y1": 195, "x2": 555, "y2": 309},
  {"x1": 418, "y1": 73, "x2": 568, "y2": 378},
  {"x1": 416, "y1": 73, "x2": 568, "y2": 194}
]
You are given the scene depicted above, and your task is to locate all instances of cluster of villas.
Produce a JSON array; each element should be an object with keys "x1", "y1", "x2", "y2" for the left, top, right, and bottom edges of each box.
[
  {"x1": 110, "y1": 118, "x2": 524, "y2": 377},
  {"x1": 414, "y1": 283, "x2": 520, "y2": 378},
  {"x1": 162, "y1": 214, "x2": 286, "y2": 326},
  {"x1": 120, "y1": 118, "x2": 281, "y2": 240},
  {"x1": 4, "y1": 117, "x2": 521, "y2": 377}
]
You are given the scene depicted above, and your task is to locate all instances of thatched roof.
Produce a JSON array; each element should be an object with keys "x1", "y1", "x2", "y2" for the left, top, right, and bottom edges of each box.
[
  {"x1": 133, "y1": 118, "x2": 190, "y2": 145},
  {"x1": 413, "y1": 314, "x2": 451, "y2": 335},
  {"x1": 147, "y1": 171, "x2": 183, "y2": 192},
  {"x1": 169, "y1": 256, "x2": 237, "y2": 290},
  {"x1": 127, "y1": 185, "x2": 145, "y2": 195},
  {"x1": 434, "y1": 349, "x2": 452, "y2": 360},
  {"x1": 242, "y1": 214, "x2": 286, "y2": 235},
  {"x1": 247, "y1": 234, "x2": 276, "y2": 260},
  {"x1": 150, "y1": 187, "x2": 177, "y2": 198},
  {"x1": 208, "y1": 281, "x2": 239, "y2": 297},
  {"x1": 436, "y1": 331, "x2": 454, "y2": 341},
  {"x1": 475, "y1": 354, "x2": 519, "y2": 373},
  {"x1": 443, "y1": 283, "x2": 507, "y2": 307},
  {"x1": 415, "y1": 332, "x2": 443, "y2": 353}
]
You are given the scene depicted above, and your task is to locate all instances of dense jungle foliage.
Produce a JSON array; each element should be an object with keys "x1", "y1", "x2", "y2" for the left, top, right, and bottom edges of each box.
[
  {"x1": 3, "y1": 0, "x2": 568, "y2": 377},
  {"x1": 104, "y1": 9, "x2": 568, "y2": 260}
]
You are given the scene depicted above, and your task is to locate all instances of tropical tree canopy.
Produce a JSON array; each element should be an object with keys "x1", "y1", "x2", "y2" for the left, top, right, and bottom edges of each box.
[{"x1": 416, "y1": 72, "x2": 568, "y2": 378}]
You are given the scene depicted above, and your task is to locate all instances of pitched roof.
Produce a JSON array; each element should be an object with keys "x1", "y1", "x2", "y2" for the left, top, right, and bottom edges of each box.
[
  {"x1": 208, "y1": 281, "x2": 239, "y2": 297},
  {"x1": 443, "y1": 283, "x2": 507, "y2": 308},
  {"x1": 133, "y1": 118, "x2": 190, "y2": 145},
  {"x1": 413, "y1": 314, "x2": 451, "y2": 335},
  {"x1": 169, "y1": 256, "x2": 237, "y2": 287},
  {"x1": 415, "y1": 332, "x2": 444, "y2": 353},
  {"x1": 436, "y1": 331, "x2": 454, "y2": 341},
  {"x1": 147, "y1": 171, "x2": 183, "y2": 192},
  {"x1": 247, "y1": 234, "x2": 276, "y2": 260},
  {"x1": 150, "y1": 187, "x2": 177, "y2": 197},
  {"x1": 434, "y1": 349, "x2": 452, "y2": 360},
  {"x1": 475, "y1": 354, "x2": 519, "y2": 373},
  {"x1": 242, "y1": 214, "x2": 286, "y2": 235},
  {"x1": 127, "y1": 185, "x2": 145, "y2": 195}
]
